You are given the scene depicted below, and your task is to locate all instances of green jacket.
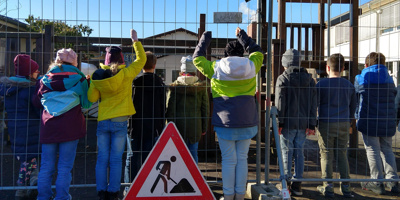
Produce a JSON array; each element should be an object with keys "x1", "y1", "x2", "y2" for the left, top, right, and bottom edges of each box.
[{"x1": 166, "y1": 76, "x2": 209, "y2": 144}]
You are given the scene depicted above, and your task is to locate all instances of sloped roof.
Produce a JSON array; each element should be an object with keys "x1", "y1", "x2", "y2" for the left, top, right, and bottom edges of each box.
[
  {"x1": 146, "y1": 28, "x2": 198, "y2": 39},
  {"x1": 0, "y1": 14, "x2": 28, "y2": 31}
]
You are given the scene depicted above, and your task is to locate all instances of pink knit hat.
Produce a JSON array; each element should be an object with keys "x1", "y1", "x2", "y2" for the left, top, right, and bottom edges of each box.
[
  {"x1": 55, "y1": 48, "x2": 78, "y2": 67},
  {"x1": 14, "y1": 54, "x2": 39, "y2": 76}
]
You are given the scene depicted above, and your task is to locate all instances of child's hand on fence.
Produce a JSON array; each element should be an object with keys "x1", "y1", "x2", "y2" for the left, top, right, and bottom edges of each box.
[
  {"x1": 306, "y1": 128, "x2": 315, "y2": 136},
  {"x1": 202, "y1": 132, "x2": 206, "y2": 136},
  {"x1": 130, "y1": 29, "x2": 138, "y2": 42}
]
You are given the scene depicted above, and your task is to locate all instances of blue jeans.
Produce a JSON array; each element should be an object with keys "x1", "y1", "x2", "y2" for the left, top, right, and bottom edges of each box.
[
  {"x1": 217, "y1": 136, "x2": 251, "y2": 196},
  {"x1": 96, "y1": 120, "x2": 127, "y2": 193},
  {"x1": 124, "y1": 135, "x2": 155, "y2": 183},
  {"x1": 362, "y1": 134, "x2": 399, "y2": 182},
  {"x1": 186, "y1": 140, "x2": 199, "y2": 164},
  {"x1": 37, "y1": 139, "x2": 79, "y2": 200},
  {"x1": 280, "y1": 129, "x2": 306, "y2": 180}
]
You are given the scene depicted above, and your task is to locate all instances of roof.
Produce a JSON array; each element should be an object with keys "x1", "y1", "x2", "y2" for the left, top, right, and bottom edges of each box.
[
  {"x1": 0, "y1": 14, "x2": 28, "y2": 31},
  {"x1": 146, "y1": 28, "x2": 198, "y2": 39}
]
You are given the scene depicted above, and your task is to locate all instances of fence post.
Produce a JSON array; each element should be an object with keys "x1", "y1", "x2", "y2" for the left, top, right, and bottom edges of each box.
[{"x1": 44, "y1": 25, "x2": 54, "y2": 72}]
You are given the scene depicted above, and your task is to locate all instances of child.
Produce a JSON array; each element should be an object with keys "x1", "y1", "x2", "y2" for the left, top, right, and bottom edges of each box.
[
  {"x1": 33, "y1": 48, "x2": 92, "y2": 200},
  {"x1": 88, "y1": 29, "x2": 146, "y2": 200},
  {"x1": 124, "y1": 51, "x2": 166, "y2": 188},
  {"x1": 192, "y1": 27, "x2": 263, "y2": 200},
  {"x1": 0, "y1": 54, "x2": 41, "y2": 199},
  {"x1": 315, "y1": 53, "x2": 356, "y2": 198},
  {"x1": 275, "y1": 48, "x2": 317, "y2": 196},
  {"x1": 166, "y1": 55, "x2": 209, "y2": 164},
  {"x1": 356, "y1": 52, "x2": 399, "y2": 195}
]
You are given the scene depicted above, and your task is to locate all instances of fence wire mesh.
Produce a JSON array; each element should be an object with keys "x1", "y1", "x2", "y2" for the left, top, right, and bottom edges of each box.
[{"x1": 0, "y1": 0, "x2": 399, "y2": 199}]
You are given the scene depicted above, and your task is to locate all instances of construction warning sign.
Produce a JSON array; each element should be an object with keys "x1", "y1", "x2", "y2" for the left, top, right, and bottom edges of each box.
[{"x1": 124, "y1": 122, "x2": 215, "y2": 200}]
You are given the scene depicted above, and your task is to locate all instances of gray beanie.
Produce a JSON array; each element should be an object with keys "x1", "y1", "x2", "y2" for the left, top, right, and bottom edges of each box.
[
  {"x1": 281, "y1": 49, "x2": 300, "y2": 67},
  {"x1": 180, "y1": 55, "x2": 197, "y2": 73}
]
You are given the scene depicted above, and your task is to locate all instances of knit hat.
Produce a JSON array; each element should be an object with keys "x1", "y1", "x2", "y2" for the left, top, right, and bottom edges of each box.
[
  {"x1": 180, "y1": 55, "x2": 197, "y2": 73},
  {"x1": 14, "y1": 54, "x2": 39, "y2": 76},
  {"x1": 224, "y1": 40, "x2": 244, "y2": 57},
  {"x1": 281, "y1": 49, "x2": 300, "y2": 67},
  {"x1": 55, "y1": 48, "x2": 78, "y2": 67},
  {"x1": 104, "y1": 46, "x2": 124, "y2": 66}
]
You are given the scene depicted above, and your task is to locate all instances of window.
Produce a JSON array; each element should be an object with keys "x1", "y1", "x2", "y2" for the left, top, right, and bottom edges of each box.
[
  {"x1": 155, "y1": 69, "x2": 165, "y2": 81},
  {"x1": 381, "y1": 27, "x2": 394, "y2": 34},
  {"x1": 172, "y1": 70, "x2": 180, "y2": 82}
]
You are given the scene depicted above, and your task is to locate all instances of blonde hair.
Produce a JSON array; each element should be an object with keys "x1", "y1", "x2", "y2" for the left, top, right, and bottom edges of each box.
[
  {"x1": 110, "y1": 63, "x2": 120, "y2": 76},
  {"x1": 47, "y1": 61, "x2": 74, "y2": 72}
]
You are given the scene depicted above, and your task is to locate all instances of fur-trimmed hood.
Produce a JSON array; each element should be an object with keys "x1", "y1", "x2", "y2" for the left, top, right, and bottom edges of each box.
[
  {"x1": 169, "y1": 77, "x2": 208, "y2": 95},
  {"x1": 0, "y1": 76, "x2": 36, "y2": 96}
]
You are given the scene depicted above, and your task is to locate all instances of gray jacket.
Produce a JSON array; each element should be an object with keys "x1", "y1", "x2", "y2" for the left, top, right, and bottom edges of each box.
[{"x1": 275, "y1": 66, "x2": 317, "y2": 130}]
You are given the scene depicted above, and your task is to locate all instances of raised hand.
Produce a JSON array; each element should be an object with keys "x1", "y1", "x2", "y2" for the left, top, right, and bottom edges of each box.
[{"x1": 130, "y1": 29, "x2": 138, "y2": 42}]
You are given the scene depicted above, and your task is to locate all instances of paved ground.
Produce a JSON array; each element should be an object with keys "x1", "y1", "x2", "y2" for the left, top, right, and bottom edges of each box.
[{"x1": 1, "y1": 121, "x2": 400, "y2": 199}]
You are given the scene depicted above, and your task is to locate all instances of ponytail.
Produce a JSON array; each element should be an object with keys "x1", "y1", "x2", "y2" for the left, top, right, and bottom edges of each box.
[{"x1": 110, "y1": 63, "x2": 119, "y2": 76}]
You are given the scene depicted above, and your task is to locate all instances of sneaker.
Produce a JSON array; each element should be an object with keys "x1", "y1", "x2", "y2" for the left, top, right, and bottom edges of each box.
[
  {"x1": 15, "y1": 189, "x2": 28, "y2": 200},
  {"x1": 340, "y1": 184, "x2": 354, "y2": 198},
  {"x1": 97, "y1": 190, "x2": 108, "y2": 200},
  {"x1": 361, "y1": 182, "x2": 385, "y2": 195},
  {"x1": 28, "y1": 167, "x2": 39, "y2": 198},
  {"x1": 385, "y1": 182, "x2": 400, "y2": 193},
  {"x1": 317, "y1": 184, "x2": 334, "y2": 198},
  {"x1": 290, "y1": 182, "x2": 303, "y2": 196},
  {"x1": 108, "y1": 192, "x2": 120, "y2": 200}
]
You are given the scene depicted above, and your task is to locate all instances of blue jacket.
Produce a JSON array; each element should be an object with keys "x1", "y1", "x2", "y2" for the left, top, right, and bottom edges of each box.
[
  {"x1": 354, "y1": 64, "x2": 397, "y2": 137},
  {"x1": 0, "y1": 76, "x2": 40, "y2": 161}
]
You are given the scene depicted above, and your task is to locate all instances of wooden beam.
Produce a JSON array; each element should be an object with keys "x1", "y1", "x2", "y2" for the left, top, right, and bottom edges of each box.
[
  {"x1": 283, "y1": 0, "x2": 351, "y2": 3},
  {"x1": 349, "y1": 0, "x2": 359, "y2": 154},
  {"x1": 305, "y1": 27, "x2": 309, "y2": 60},
  {"x1": 75, "y1": 46, "x2": 196, "y2": 54},
  {"x1": 319, "y1": 2, "x2": 325, "y2": 60},
  {"x1": 290, "y1": 26, "x2": 294, "y2": 49},
  {"x1": 43, "y1": 25, "x2": 53, "y2": 72},
  {"x1": 277, "y1": 0, "x2": 286, "y2": 40},
  {"x1": 297, "y1": 27, "x2": 301, "y2": 51}
]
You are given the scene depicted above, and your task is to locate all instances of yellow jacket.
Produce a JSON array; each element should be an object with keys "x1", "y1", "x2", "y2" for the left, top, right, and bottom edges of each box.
[{"x1": 87, "y1": 42, "x2": 146, "y2": 121}]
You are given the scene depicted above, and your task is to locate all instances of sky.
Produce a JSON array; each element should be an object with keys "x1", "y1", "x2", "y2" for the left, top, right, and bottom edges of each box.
[{"x1": 1, "y1": 0, "x2": 371, "y2": 39}]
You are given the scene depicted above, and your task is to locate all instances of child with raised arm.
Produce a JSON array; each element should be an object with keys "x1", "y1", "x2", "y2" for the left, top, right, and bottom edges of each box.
[
  {"x1": 192, "y1": 27, "x2": 263, "y2": 200},
  {"x1": 88, "y1": 29, "x2": 146, "y2": 200}
]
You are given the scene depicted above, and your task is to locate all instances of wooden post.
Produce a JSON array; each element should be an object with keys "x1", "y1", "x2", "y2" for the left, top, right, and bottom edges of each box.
[
  {"x1": 305, "y1": 27, "x2": 309, "y2": 60},
  {"x1": 44, "y1": 25, "x2": 54, "y2": 72},
  {"x1": 272, "y1": 40, "x2": 285, "y2": 94},
  {"x1": 349, "y1": 0, "x2": 359, "y2": 155},
  {"x1": 297, "y1": 27, "x2": 301, "y2": 52},
  {"x1": 277, "y1": 0, "x2": 286, "y2": 41},
  {"x1": 35, "y1": 38, "x2": 44, "y2": 73},
  {"x1": 290, "y1": 26, "x2": 294, "y2": 49},
  {"x1": 197, "y1": 13, "x2": 215, "y2": 152},
  {"x1": 319, "y1": 2, "x2": 325, "y2": 61}
]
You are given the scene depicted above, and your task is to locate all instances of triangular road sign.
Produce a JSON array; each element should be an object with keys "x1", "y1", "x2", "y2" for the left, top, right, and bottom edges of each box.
[{"x1": 124, "y1": 122, "x2": 216, "y2": 200}]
